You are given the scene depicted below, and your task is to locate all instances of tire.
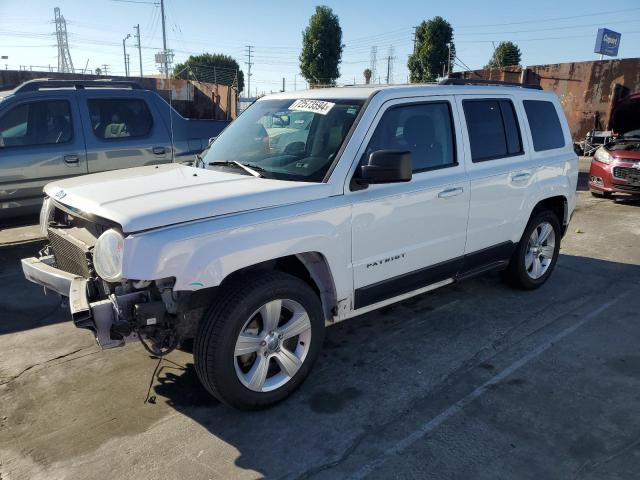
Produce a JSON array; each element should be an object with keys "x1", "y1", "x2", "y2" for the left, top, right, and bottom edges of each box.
[
  {"x1": 591, "y1": 190, "x2": 612, "y2": 199},
  {"x1": 194, "y1": 271, "x2": 325, "y2": 410},
  {"x1": 502, "y1": 209, "x2": 561, "y2": 290}
]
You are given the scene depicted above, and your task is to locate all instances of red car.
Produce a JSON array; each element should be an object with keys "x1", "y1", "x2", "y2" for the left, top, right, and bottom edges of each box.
[
  {"x1": 589, "y1": 129, "x2": 640, "y2": 198},
  {"x1": 589, "y1": 92, "x2": 640, "y2": 198}
]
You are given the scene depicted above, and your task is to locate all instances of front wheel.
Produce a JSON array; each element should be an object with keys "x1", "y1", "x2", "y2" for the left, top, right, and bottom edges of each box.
[
  {"x1": 194, "y1": 271, "x2": 325, "y2": 410},
  {"x1": 502, "y1": 210, "x2": 561, "y2": 290}
]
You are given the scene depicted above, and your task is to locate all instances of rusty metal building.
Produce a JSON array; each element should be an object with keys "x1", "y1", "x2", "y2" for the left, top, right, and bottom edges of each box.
[
  {"x1": 0, "y1": 70, "x2": 237, "y2": 120},
  {"x1": 451, "y1": 57, "x2": 640, "y2": 140}
]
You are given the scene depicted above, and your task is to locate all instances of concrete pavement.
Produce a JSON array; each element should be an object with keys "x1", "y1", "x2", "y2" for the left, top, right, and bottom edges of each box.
[{"x1": 0, "y1": 163, "x2": 639, "y2": 479}]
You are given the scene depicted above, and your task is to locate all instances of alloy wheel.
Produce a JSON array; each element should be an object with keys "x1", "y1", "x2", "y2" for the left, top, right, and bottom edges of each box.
[
  {"x1": 234, "y1": 299, "x2": 312, "y2": 392},
  {"x1": 525, "y1": 221, "x2": 556, "y2": 280}
]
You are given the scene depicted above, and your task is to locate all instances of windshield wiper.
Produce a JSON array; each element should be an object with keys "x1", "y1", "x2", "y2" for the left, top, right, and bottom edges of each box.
[{"x1": 208, "y1": 160, "x2": 264, "y2": 178}]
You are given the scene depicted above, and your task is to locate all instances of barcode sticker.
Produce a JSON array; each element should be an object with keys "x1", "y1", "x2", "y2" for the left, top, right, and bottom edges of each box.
[{"x1": 289, "y1": 99, "x2": 335, "y2": 115}]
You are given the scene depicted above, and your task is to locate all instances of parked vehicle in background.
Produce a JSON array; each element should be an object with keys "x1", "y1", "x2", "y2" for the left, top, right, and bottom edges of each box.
[
  {"x1": 0, "y1": 79, "x2": 229, "y2": 219},
  {"x1": 22, "y1": 80, "x2": 577, "y2": 410},
  {"x1": 589, "y1": 129, "x2": 640, "y2": 198}
]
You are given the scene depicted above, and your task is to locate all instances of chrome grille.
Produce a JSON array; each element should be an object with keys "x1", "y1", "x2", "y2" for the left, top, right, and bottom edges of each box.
[
  {"x1": 48, "y1": 227, "x2": 94, "y2": 277},
  {"x1": 612, "y1": 166, "x2": 640, "y2": 185}
]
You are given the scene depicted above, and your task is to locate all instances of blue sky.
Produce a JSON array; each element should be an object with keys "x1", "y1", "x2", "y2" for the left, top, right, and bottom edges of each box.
[{"x1": 1, "y1": 0, "x2": 639, "y2": 94}]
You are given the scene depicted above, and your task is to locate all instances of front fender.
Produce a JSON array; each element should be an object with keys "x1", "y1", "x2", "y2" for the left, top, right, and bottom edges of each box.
[{"x1": 121, "y1": 203, "x2": 352, "y2": 300}]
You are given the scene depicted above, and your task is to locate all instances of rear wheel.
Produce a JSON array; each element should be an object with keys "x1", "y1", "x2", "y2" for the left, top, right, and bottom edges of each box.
[
  {"x1": 502, "y1": 210, "x2": 561, "y2": 290},
  {"x1": 194, "y1": 271, "x2": 325, "y2": 410}
]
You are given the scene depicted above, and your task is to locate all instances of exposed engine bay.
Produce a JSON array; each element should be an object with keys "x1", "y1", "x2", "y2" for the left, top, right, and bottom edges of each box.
[{"x1": 41, "y1": 202, "x2": 206, "y2": 355}]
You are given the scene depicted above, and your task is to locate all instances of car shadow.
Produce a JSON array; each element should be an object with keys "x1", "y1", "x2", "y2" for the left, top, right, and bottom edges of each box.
[
  {"x1": 577, "y1": 169, "x2": 590, "y2": 191},
  {"x1": 147, "y1": 254, "x2": 640, "y2": 479},
  {"x1": 0, "y1": 240, "x2": 68, "y2": 336},
  {"x1": 0, "y1": 214, "x2": 39, "y2": 230}
]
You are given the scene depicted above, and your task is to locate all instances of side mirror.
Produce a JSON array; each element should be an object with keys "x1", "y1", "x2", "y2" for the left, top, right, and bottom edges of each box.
[
  {"x1": 208, "y1": 136, "x2": 216, "y2": 147},
  {"x1": 358, "y1": 150, "x2": 412, "y2": 185}
]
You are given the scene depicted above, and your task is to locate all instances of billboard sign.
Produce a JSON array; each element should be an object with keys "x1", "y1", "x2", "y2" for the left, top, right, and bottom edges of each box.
[{"x1": 594, "y1": 28, "x2": 621, "y2": 56}]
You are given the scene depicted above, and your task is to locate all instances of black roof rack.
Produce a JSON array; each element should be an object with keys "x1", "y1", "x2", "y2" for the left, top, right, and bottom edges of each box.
[
  {"x1": 14, "y1": 78, "x2": 143, "y2": 94},
  {"x1": 438, "y1": 78, "x2": 543, "y2": 90}
]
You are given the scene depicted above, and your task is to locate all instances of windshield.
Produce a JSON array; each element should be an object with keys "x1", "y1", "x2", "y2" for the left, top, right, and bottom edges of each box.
[{"x1": 204, "y1": 98, "x2": 364, "y2": 182}]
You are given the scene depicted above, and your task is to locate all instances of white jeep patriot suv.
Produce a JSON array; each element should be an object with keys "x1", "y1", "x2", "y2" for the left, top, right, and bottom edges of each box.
[{"x1": 22, "y1": 80, "x2": 578, "y2": 409}]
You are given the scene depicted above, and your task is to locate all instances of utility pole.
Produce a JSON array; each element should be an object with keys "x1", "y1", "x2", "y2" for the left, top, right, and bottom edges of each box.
[
  {"x1": 447, "y1": 43, "x2": 452, "y2": 77},
  {"x1": 385, "y1": 46, "x2": 395, "y2": 84},
  {"x1": 101, "y1": 64, "x2": 109, "y2": 76},
  {"x1": 122, "y1": 33, "x2": 131, "y2": 77},
  {"x1": 134, "y1": 24, "x2": 143, "y2": 77},
  {"x1": 160, "y1": 0, "x2": 169, "y2": 77},
  {"x1": 412, "y1": 26, "x2": 418, "y2": 54},
  {"x1": 282, "y1": 77, "x2": 285, "y2": 92},
  {"x1": 370, "y1": 46, "x2": 377, "y2": 81},
  {"x1": 245, "y1": 45, "x2": 253, "y2": 97}
]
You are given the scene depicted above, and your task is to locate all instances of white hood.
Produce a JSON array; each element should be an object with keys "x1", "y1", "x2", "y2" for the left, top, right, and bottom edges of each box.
[{"x1": 45, "y1": 163, "x2": 332, "y2": 232}]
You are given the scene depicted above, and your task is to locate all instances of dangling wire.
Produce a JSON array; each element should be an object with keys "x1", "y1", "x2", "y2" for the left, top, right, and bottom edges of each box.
[{"x1": 140, "y1": 329, "x2": 178, "y2": 404}]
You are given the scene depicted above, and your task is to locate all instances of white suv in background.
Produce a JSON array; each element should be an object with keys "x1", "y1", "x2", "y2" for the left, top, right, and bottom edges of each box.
[{"x1": 22, "y1": 80, "x2": 578, "y2": 410}]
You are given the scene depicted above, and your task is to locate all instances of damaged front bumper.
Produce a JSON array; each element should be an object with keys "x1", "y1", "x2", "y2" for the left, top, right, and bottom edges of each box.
[{"x1": 21, "y1": 255, "x2": 143, "y2": 349}]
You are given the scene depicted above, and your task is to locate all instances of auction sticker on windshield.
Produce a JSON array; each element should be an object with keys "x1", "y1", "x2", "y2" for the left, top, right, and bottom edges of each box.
[{"x1": 289, "y1": 99, "x2": 335, "y2": 115}]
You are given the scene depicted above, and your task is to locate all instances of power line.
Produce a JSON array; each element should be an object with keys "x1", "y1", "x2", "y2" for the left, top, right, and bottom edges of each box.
[
  {"x1": 454, "y1": 6, "x2": 640, "y2": 28},
  {"x1": 456, "y1": 17, "x2": 640, "y2": 36}
]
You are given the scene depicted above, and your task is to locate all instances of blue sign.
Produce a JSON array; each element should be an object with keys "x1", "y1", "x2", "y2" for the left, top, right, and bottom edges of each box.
[{"x1": 594, "y1": 28, "x2": 621, "y2": 56}]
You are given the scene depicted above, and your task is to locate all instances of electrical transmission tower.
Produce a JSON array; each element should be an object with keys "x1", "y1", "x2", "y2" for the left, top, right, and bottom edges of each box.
[
  {"x1": 370, "y1": 46, "x2": 377, "y2": 83},
  {"x1": 386, "y1": 46, "x2": 395, "y2": 84},
  {"x1": 54, "y1": 7, "x2": 74, "y2": 73}
]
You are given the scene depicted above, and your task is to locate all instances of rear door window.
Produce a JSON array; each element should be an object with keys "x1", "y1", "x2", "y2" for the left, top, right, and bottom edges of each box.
[
  {"x1": 462, "y1": 99, "x2": 522, "y2": 162},
  {"x1": 523, "y1": 100, "x2": 565, "y2": 151},
  {"x1": 87, "y1": 98, "x2": 153, "y2": 140},
  {"x1": 0, "y1": 100, "x2": 72, "y2": 148}
]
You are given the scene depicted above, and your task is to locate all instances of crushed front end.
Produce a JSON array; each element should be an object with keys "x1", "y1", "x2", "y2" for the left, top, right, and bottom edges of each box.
[{"x1": 21, "y1": 198, "x2": 201, "y2": 354}]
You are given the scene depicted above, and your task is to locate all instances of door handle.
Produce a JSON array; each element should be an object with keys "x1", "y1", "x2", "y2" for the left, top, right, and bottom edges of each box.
[
  {"x1": 511, "y1": 172, "x2": 531, "y2": 182},
  {"x1": 152, "y1": 146, "x2": 166, "y2": 155},
  {"x1": 64, "y1": 154, "x2": 80, "y2": 165},
  {"x1": 438, "y1": 187, "x2": 464, "y2": 198}
]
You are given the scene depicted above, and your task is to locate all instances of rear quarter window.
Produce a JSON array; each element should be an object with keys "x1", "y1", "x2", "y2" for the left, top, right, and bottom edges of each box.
[{"x1": 523, "y1": 100, "x2": 565, "y2": 151}]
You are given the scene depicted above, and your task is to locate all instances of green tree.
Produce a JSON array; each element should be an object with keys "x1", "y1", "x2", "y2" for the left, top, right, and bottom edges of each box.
[
  {"x1": 299, "y1": 6, "x2": 343, "y2": 86},
  {"x1": 408, "y1": 16, "x2": 455, "y2": 83},
  {"x1": 173, "y1": 53, "x2": 244, "y2": 93},
  {"x1": 485, "y1": 41, "x2": 522, "y2": 68},
  {"x1": 363, "y1": 68, "x2": 372, "y2": 84}
]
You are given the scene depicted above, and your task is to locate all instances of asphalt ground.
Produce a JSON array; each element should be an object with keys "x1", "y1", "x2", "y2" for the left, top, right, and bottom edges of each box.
[{"x1": 0, "y1": 158, "x2": 639, "y2": 479}]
